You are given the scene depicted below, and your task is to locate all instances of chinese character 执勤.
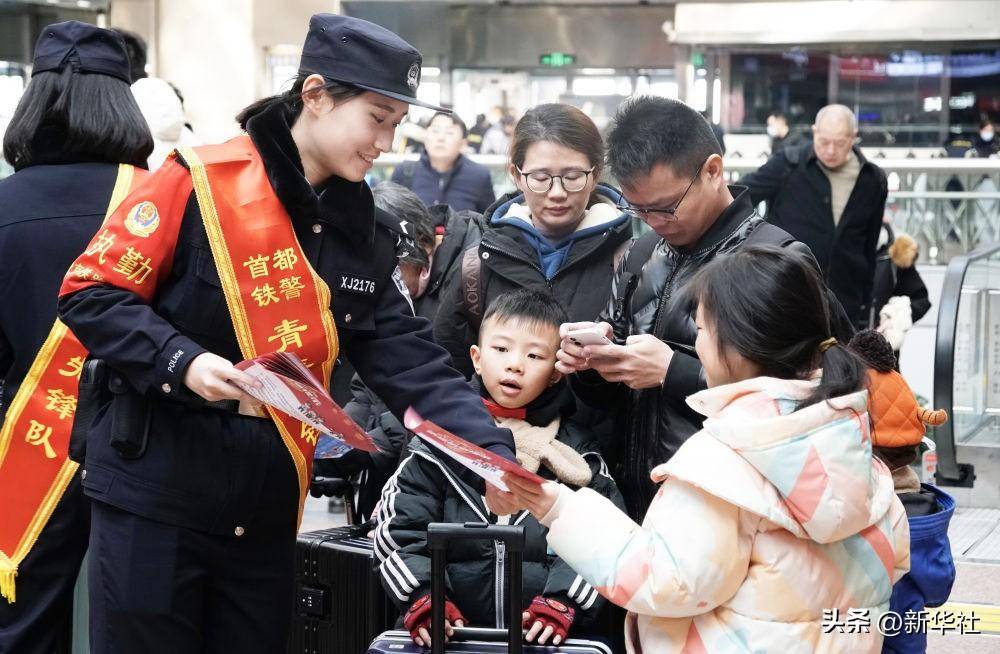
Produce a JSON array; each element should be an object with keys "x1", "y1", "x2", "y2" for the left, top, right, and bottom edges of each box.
[{"x1": 113, "y1": 247, "x2": 154, "y2": 285}]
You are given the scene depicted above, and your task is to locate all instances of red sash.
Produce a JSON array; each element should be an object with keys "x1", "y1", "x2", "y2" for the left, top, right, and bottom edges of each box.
[
  {"x1": 58, "y1": 137, "x2": 338, "y2": 529},
  {"x1": 1, "y1": 164, "x2": 143, "y2": 602}
]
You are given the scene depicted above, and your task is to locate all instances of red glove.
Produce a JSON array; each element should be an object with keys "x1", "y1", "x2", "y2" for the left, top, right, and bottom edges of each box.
[
  {"x1": 403, "y1": 594, "x2": 466, "y2": 645},
  {"x1": 522, "y1": 595, "x2": 575, "y2": 644}
]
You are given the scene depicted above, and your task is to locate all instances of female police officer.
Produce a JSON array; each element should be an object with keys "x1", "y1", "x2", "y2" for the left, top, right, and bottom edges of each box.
[
  {"x1": 0, "y1": 22, "x2": 151, "y2": 654},
  {"x1": 57, "y1": 15, "x2": 516, "y2": 653}
]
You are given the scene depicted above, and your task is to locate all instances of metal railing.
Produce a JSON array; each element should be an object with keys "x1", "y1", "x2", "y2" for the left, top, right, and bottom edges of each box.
[
  {"x1": 372, "y1": 155, "x2": 1000, "y2": 263},
  {"x1": 932, "y1": 240, "x2": 1000, "y2": 487}
]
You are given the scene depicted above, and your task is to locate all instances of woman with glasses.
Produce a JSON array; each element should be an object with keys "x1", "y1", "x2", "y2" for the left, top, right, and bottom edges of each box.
[{"x1": 433, "y1": 103, "x2": 633, "y2": 379}]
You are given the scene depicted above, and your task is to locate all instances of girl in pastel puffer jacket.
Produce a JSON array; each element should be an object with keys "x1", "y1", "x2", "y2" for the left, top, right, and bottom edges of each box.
[{"x1": 505, "y1": 245, "x2": 911, "y2": 653}]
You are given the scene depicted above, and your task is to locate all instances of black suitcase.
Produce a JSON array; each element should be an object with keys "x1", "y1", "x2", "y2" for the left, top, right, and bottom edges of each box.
[
  {"x1": 366, "y1": 522, "x2": 611, "y2": 654},
  {"x1": 288, "y1": 524, "x2": 397, "y2": 654}
]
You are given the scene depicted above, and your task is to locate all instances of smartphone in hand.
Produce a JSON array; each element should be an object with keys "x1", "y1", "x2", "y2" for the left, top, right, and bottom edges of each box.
[{"x1": 567, "y1": 327, "x2": 611, "y2": 347}]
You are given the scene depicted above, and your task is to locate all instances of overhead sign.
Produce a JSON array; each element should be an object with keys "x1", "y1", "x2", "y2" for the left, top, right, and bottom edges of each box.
[{"x1": 539, "y1": 52, "x2": 576, "y2": 67}]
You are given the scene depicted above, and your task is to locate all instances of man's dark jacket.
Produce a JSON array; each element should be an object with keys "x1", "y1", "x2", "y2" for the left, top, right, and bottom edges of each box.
[
  {"x1": 741, "y1": 141, "x2": 888, "y2": 328},
  {"x1": 390, "y1": 151, "x2": 495, "y2": 214},
  {"x1": 572, "y1": 187, "x2": 854, "y2": 520}
]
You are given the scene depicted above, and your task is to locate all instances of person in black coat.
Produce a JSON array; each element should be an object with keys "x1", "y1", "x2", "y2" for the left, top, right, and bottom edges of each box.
[
  {"x1": 553, "y1": 97, "x2": 854, "y2": 520},
  {"x1": 377, "y1": 290, "x2": 623, "y2": 647},
  {"x1": 56, "y1": 15, "x2": 516, "y2": 653},
  {"x1": 433, "y1": 103, "x2": 633, "y2": 380},
  {"x1": 0, "y1": 22, "x2": 153, "y2": 654},
  {"x1": 741, "y1": 105, "x2": 888, "y2": 329},
  {"x1": 871, "y1": 225, "x2": 931, "y2": 358},
  {"x1": 391, "y1": 112, "x2": 496, "y2": 213}
]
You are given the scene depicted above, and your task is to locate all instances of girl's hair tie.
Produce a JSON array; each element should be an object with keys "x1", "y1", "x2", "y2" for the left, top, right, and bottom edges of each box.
[{"x1": 819, "y1": 337, "x2": 837, "y2": 353}]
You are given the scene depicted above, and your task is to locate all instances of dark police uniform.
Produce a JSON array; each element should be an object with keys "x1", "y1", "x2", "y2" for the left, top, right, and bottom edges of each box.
[
  {"x1": 0, "y1": 23, "x2": 144, "y2": 654},
  {"x1": 56, "y1": 15, "x2": 515, "y2": 654}
]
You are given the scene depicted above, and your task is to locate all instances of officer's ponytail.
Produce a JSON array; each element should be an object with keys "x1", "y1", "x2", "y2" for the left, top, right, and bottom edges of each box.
[
  {"x1": 236, "y1": 74, "x2": 363, "y2": 130},
  {"x1": 687, "y1": 245, "x2": 866, "y2": 408}
]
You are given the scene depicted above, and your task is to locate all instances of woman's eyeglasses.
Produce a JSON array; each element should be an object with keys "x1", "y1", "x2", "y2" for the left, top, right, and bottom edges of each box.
[{"x1": 516, "y1": 166, "x2": 595, "y2": 194}]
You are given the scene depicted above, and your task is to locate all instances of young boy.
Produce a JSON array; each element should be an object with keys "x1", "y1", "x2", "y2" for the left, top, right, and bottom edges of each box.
[
  {"x1": 374, "y1": 288, "x2": 624, "y2": 648},
  {"x1": 849, "y1": 330, "x2": 956, "y2": 654}
]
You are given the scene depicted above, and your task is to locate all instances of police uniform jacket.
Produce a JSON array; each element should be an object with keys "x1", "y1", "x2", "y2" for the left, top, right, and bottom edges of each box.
[
  {"x1": 58, "y1": 102, "x2": 515, "y2": 537},
  {"x1": 0, "y1": 128, "x2": 137, "y2": 416}
]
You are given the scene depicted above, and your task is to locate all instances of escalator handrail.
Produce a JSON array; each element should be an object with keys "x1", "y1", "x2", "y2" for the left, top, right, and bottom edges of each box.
[{"x1": 933, "y1": 240, "x2": 1000, "y2": 484}]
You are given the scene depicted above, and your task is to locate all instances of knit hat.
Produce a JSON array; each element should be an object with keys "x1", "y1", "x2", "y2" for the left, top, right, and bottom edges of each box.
[{"x1": 848, "y1": 330, "x2": 946, "y2": 448}]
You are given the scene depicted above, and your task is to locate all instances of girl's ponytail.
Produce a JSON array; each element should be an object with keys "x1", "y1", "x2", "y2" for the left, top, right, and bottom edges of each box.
[{"x1": 800, "y1": 337, "x2": 868, "y2": 409}]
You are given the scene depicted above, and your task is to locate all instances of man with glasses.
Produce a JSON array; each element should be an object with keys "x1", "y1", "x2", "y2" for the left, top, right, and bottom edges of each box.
[
  {"x1": 554, "y1": 97, "x2": 853, "y2": 520},
  {"x1": 742, "y1": 104, "x2": 888, "y2": 329},
  {"x1": 391, "y1": 111, "x2": 496, "y2": 213}
]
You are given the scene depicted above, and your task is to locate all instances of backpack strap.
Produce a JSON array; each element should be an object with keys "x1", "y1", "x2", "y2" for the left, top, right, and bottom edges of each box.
[
  {"x1": 457, "y1": 216, "x2": 486, "y2": 330},
  {"x1": 460, "y1": 246, "x2": 484, "y2": 330},
  {"x1": 610, "y1": 230, "x2": 660, "y2": 328}
]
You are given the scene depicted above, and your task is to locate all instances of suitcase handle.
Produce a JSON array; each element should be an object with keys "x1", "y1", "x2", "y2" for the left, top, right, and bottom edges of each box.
[
  {"x1": 451, "y1": 626, "x2": 528, "y2": 641},
  {"x1": 427, "y1": 522, "x2": 524, "y2": 654}
]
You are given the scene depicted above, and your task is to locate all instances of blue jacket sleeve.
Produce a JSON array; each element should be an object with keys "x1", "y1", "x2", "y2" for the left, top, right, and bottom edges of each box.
[{"x1": 344, "y1": 266, "x2": 515, "y2": 490}]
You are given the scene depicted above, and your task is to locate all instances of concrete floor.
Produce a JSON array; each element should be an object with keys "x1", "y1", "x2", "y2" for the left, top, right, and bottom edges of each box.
[
  {"x1": 928, "y1": 561, "x2": 1000, "y2": 652},
  {"x1": 299, "y1": 493, "x2": 349, "y2": 533}
]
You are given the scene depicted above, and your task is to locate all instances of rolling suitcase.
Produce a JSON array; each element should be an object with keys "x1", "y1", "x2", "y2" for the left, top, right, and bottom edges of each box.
[
  {"x1": 288, "y1": 524, "x2": 397, "y2": 654},
  {"x1": 365, "y1": 522, "x2": 612, "y2": 654}
]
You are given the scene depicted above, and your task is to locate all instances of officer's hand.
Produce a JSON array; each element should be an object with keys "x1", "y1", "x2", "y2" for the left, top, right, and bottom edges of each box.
[
  {"x1": 555, "y1": 321, "x2": 613, "y2": 375},
  {"x1": 183, "y1": 352, "x2": 261, "y2": 403}
]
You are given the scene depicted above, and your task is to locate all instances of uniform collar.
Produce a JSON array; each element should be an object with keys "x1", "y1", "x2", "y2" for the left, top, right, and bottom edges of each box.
[{"x1": 245, "y1": 102, "x2": 375, "y2": 246}]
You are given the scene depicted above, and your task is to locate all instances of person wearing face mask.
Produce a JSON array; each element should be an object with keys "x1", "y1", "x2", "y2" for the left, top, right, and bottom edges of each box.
[
  {"x1": 766, "y1": 110, "x2": 804, "y2": 155},
  {"x1": 391, "y1": 111, "x2": 495, "y2": 213},
  {"x1": 972, "y1": 118, "x2": 999, "y2": 158},
  {"x1": 433, "y1": 103, "x2": 633, "y2": 380},
  {"x1": 742, "y1": 104, "x2": 888, "y2": 329},
  {"x1": 55, "y1": 14, "x2": 517, "y2": 653}
]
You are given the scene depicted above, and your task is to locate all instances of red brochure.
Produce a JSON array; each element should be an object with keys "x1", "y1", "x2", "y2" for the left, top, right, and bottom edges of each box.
[
  {"x1": 234, "y1": 352, "x2": 379, "y2": 453},
  {"x1": 403, "y1": 407, "x2": 545, "y2": 491}
]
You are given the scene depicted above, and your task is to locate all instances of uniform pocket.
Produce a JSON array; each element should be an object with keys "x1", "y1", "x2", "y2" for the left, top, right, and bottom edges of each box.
[
  {"x1": 169, "y1": 247, "x2": 234, "y2": 337},
  {"x1": 331, "y1": 291, "x2": 376, "y2": 333}
]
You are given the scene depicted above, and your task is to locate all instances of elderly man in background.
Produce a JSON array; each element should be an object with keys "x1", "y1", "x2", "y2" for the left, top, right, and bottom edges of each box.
[{"x1": 742, "y1": 104, "x2": 888, "y2": 328}]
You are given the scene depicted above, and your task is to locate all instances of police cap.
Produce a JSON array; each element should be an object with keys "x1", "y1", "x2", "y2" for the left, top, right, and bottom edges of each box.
[
  {"x1": 31, "y1": 21, "x2": 132, "y2": 84},
  {"x1": 298, "y1": 14, "x2": 447, "y2": 112}
]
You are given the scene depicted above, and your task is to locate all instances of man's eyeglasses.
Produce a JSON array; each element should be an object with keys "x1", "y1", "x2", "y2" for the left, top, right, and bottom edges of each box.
[
  {"x1": 516, "y1": 166, "x2": 595, "y2": 194},
  {"x1": 616, "y1": 163, "x2": 703, "y2": 220}
]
